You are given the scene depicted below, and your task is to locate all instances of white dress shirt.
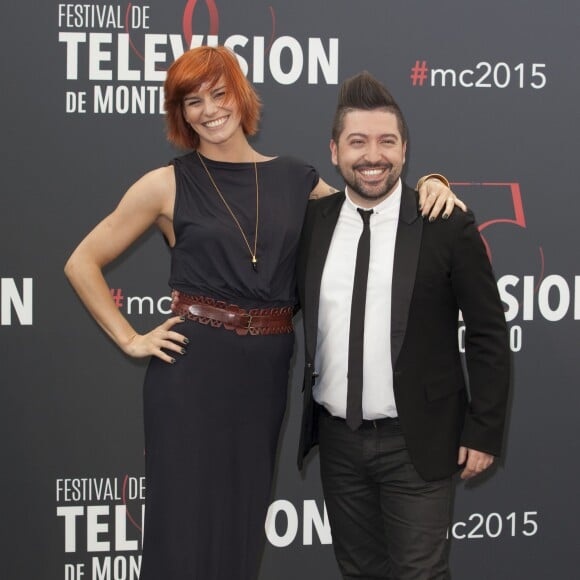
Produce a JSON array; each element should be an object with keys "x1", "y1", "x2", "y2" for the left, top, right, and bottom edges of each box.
[{"x1": 313, "y1": 181, "x2": 402, "y2": 419}]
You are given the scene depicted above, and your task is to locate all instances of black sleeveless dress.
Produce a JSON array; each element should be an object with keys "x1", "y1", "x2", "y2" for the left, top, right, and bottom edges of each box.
[{"x1": 140, "y1": 153, "x2": 319, "y2": 580}]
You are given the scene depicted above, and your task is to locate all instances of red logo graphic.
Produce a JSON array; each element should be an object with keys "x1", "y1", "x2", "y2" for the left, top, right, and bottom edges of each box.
[
  {"x1": 182, "y1": 0, "x2": 220, "y2": 46},
  {"x1": 125, "y1": 1, "x2": 277, "y2": 64},
  {"x1": 452, "y1": 182, "x2": 544, "y2": 285},
  {"x1": 122, "y1": 474, "x2": 143, "y2": 534}
]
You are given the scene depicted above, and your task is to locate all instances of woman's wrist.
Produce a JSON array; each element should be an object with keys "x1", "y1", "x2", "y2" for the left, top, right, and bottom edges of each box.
[{"x1": 416, "y1": 173, "x2": 450, "y2": 190}]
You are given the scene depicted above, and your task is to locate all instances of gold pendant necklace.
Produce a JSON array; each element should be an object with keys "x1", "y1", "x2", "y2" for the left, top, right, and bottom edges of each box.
[{"x1": 196, "y1": 151, "x2": 260, "y2": 272}]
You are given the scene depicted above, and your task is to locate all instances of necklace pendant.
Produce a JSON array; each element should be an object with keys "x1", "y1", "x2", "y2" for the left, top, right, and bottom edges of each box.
[{"x1": 252, "y1": 256, "x2": 258, "y2": 272}]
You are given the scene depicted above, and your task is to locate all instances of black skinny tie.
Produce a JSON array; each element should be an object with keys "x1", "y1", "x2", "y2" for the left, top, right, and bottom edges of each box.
[{"x1": 346, "y1": 208, "x2": 373, "y2": 431}]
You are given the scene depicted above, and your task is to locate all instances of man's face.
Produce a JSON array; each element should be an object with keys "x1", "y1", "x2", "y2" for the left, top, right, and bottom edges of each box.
[{"x1": 330, "y1": 109, "x2": 407, "y2": 208}]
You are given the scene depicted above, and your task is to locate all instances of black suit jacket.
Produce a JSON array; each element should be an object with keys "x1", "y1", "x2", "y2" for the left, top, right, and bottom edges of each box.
[{"x1": 296, "y1": 185, "x2": 510, "y2": 481}]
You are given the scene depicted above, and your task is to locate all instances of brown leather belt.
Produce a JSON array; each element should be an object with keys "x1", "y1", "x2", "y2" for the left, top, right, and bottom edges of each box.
[{"x1": 170, "y1": 290, "x2": 294, "y2": 336}]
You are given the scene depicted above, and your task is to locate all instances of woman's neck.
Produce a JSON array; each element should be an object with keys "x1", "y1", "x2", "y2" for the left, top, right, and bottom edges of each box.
[{"x1": 197, "y1": 133, "x2": 257, "y2": 163}]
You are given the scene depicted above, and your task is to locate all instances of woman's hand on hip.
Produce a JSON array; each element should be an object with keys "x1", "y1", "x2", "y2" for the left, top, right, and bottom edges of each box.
[{"x1": 124, "y1": 316, "x2": 188, "y2": 363}]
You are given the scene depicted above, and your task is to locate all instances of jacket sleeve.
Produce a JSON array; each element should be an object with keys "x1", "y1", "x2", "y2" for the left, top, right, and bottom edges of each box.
[{"x1": 450, "y1": 211, "x2": 511, "y2": 456}]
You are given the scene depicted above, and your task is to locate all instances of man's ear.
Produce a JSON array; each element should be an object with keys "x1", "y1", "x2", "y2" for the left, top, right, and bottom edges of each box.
[{"x1": 330, "y1": 139, "x2": 338, "y2": 166}]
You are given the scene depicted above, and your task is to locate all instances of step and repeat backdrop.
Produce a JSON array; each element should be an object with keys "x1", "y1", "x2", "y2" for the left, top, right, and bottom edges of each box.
[{"x1": 1, "y1": 1, "x2": 579, "y2": 578}]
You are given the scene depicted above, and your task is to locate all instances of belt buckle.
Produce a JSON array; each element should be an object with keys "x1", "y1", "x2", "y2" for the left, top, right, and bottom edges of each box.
[{"x1": 241, "y1": 313, "x2": 254, "y2": 331}]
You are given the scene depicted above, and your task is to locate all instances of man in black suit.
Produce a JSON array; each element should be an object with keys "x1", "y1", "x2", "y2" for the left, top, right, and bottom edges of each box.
[{"x1": 296, "y1": 72, "x2": 510, "y2": 579}]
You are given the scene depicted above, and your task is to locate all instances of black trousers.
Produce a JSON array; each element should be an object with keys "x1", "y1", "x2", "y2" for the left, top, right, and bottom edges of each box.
[{"x1": 318, "y1": 410, "x2": 453, "y2": 580}]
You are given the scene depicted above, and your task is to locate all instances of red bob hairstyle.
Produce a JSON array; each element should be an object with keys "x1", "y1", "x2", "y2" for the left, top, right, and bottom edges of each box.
[{"x1": 164, "y1": 46, "x2": 262, "y2": 150}]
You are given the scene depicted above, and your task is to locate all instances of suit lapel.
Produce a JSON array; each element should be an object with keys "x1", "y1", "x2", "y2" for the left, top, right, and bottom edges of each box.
[
  {"x1": 391, "y1": 184, "x2": 423, "y2": 367},
  {"x1": 304, "y1": 193, "x2": 345, "y2": 359}
]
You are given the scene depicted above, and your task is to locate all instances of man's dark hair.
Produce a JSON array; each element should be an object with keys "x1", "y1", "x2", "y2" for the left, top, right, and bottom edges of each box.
[{"x1": 331, "y1": 71, "x2": 408, "y2": 143}]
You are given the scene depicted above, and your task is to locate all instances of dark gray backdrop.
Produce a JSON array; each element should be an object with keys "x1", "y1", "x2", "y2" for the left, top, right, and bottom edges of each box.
[{"x1": 1, "y1": 1, "x2": 579, "y2": 578}]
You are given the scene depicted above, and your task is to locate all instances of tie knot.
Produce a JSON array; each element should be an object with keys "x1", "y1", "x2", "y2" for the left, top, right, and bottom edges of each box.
[{"x1": 357, "y1": 208, "x2": 373, "y2": 224}]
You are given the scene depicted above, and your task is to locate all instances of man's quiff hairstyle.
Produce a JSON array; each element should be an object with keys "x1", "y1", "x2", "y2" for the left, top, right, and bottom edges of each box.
[
  {"x1": 331, "y1": 71, "x2": 408, "y2": 143},
  {"x1": 164, "y1": 46, "x2": 261, "y2": 150}
]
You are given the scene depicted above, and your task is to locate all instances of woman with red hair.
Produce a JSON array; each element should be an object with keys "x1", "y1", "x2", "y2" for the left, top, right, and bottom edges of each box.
[{"x1": 65, "y1": 46, "x2": 459, "y2": 580}]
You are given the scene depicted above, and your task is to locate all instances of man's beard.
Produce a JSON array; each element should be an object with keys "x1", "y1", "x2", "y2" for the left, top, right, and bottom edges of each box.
[{"x1": 340, "y1": 163, "x2": 400, "y2": 202}]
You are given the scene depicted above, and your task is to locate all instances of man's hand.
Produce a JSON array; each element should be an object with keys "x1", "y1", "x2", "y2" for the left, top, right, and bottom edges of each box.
[{"x1": 458, "y1": 446, "x2": 495, "y2": 480}]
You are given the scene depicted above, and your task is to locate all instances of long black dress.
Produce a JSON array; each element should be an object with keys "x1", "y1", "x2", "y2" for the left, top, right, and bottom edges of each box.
[{"x1": 140, "y1": 153, "x2": 318, "y2": 580}]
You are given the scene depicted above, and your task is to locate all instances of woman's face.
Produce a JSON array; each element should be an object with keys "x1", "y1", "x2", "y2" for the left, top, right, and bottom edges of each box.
[{"x1": 182, "y1": 77, "x2": 243, "y2": 147}]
